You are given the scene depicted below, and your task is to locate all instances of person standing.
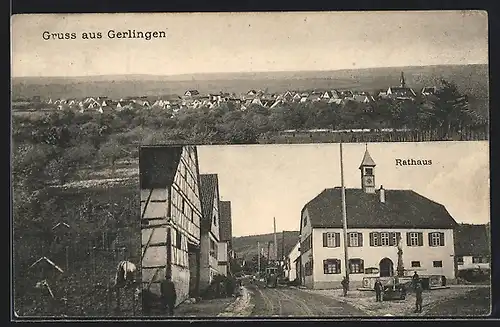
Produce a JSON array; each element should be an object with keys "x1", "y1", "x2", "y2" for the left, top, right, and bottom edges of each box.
[
  {"x1": 374, "y1": 278, "x2": 384, "y2": 302},
  {"x1": 341, "y1": 277, "x2": 349, "y2": 297},
  {"x1": 414, "y1": 280, "x2": 423, "y2": 313},
  {"x1": 412, "y1": 271, "x2": 419, "y2": 288},
  {"x1": 160, "y1": 275, "x2": 177, "y2": 316}
]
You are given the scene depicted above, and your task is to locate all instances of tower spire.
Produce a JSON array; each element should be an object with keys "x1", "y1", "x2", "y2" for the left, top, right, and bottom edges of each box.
[
  {"x1": 400, "y1": 71, "x2": 406, "y2": 88},
  {"x1": 359, "y1": 146, "x2": 376, "y2": 193}
]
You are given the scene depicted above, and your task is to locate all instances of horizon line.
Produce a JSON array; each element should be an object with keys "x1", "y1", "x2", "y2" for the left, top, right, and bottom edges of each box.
[
  {"x1": 231, "y1": 221, "x2": 490, "y2": 238},
  {"x1": 11, "y1": 63, "x2": 488, "y2": 79}
]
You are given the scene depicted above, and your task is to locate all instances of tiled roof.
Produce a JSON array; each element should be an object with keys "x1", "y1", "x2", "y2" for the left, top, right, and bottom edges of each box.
[
  {"x1": 302, "y1": 187, "x2": 458, "y2": 229},
  {"x1": 200, "y1": 174, "x2": 219, "y2": 233},
  {"x1": 454, "y1": 224, "x2": 490, "y2": 256},
  {"x1": 219, "y1": 201, "x2": 232, "y2": 246},
  {"x1": 139, "y1": 146, "x2": 183, "y2": 189}
]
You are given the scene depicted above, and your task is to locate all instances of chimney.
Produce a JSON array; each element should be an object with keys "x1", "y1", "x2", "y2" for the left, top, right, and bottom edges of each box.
[{"x1": 379, "y1": 185, "x2": 386, "y2": 203}]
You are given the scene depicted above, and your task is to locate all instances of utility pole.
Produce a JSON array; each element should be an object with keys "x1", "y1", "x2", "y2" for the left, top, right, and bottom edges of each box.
[
  {"x1": 267, "y1": 241, "x2": 271, "y2": 264},
  {"x1": 273, "y1": 217, "x2": 278, "y2": 263},
  {"x1": 281, "y1": 230, "x2": 285, "y2": 277},
  {"x1": 257, "y1": 241, "x2": 261, "y2": 274},
  {"x1": 340, "y1": 138, "x2": 350, "y2": 289}
]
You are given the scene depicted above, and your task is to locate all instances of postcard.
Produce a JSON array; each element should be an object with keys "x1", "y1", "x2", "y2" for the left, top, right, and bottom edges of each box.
[{"x1": 11, "y1": 11, "x2": 490, "y2": 319}]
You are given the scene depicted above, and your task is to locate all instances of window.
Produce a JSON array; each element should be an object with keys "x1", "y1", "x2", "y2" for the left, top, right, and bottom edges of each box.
[
  {"x1": 323, "y1": 232, "x2": 340, "y2": 247},
  {"x1": 381, "y1": 232, "x2": 390, "y2": 246},
  {"x1": 348, "y1": 232, "x2": 363, "y2": 247},
  {"x1": 303, "y1": 216, "x2": 308, "y2": 227},
  {"x1": 191, "y1": 209, "x2": 195, "y2": 222},
  {"x1": 365, "y1": 167, "x2": 373, "y2": 175},
  {"x1": 181, "y1": 199, "x2": 186, "y2": 215},
  {"x1": 349, "y1": 259, "x2": 364, "y2": 274},
  {"x1": 213, "y1": 213, "x2": 217, "y2": 226},
  {"x1": 411, "y1": 261, "x2": 421, "y2": 268},
  {"x1": 433, "y1": 260, "x2": 443, "y2": 268},
  {"x1": 392, "y1": 233, "x2": 399, "y2": 246},
  {"x1": 175, "y1": 229, "x2": 182, "y2": 249},
  {"x1": 210, "y1": 239, "x2": 216, "y2": 257},
  {"x1": 457, "y1": 256, "x2": 464, "y2": 265},
  {"x1": 323, "y1": 259, "x2": 341, "y2": 274},
  {"x1": 407, "y1": 232, "x2": 423, "y2": 247},
  {"x1": 369, "y1": 232, "x2": 400, "y2": 247},
  {"x1": 428, "y1": 232, "x2": 445, "y2": 247}
]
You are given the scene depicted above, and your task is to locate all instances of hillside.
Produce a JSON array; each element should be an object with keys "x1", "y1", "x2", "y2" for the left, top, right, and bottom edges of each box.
[
  {"x1": 232, "y1": 231, "x2": 300, "y2": 261},
  {"x1": 12, "y1": 64, "x2": 488, "y2": 101}
]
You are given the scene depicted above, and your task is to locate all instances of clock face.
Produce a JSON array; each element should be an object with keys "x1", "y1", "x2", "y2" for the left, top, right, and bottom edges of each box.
[{"x1": 365, "y1": 176, "x2": 374, "y2": 185}]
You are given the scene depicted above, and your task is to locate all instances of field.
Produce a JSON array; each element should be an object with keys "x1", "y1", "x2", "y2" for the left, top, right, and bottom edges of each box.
[
  {"x1": 12, "y1": 65, "x2": 488, "y2": 107},
  {"x1": 13, "y1": 181, "x2": 141, "y2": 317}
]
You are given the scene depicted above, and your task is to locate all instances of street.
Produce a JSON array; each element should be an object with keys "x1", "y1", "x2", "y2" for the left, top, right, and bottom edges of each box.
[{"x1": 247, "y1": 284, "x2": 367, "y2": 317}]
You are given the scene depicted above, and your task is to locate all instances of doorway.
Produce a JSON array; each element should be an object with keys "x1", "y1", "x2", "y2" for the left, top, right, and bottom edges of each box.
[{"x1": 379, "y1": 258, "x2": 394, "y2": 277}]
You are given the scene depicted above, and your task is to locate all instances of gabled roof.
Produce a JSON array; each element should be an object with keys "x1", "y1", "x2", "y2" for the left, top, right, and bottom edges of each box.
[
  {"x1": 388, "y1": 87, "x2": 417, "y2": 98},
  {"x1": 139, "y1": 146, "x2": 183, "y2": 189},
  {"x1": 52, "y1": 222, "x2": 71, "y2": 230},
  {"x1": 219, "y1": 201, "x2": 232, "y2": 245},
  {"x1": 454, "y1": 223, "x2": 490, "y2": 256},
  {"x1": 200, "y1": 174, "x2": 220, "y2": 233},
  {"x1": 359, "y1": 149, "x2": 376, "y2": 168},
  {"x1": 302, "y1": 187, "x2": 458, "y2": 229},
  {"x1": 29, "y1": 257, "x2": 64, "y2": 273}
]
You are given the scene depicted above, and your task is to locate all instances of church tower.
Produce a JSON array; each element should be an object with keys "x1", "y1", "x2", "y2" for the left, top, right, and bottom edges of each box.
[
  {"x1": 400, "y1": 71, "x2": 406, "y2": 88},
  {"x1": 359, "y1": 145, "x2": 376, "y2": 193}
]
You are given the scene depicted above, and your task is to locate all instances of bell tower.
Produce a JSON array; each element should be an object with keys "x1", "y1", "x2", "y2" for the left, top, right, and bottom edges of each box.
[{"x1": 359, "y1": 144, "x2": 376, "y2": 193}]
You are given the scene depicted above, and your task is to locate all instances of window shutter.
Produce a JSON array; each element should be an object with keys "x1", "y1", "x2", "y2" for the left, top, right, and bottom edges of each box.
[
  {"x1": 396, "y1": 232, "x2": 401, "y2": 245},
  {"x1": 406, "y1": 232, "x2": 411, "y2": 246},
  {"x1": 347, "y1": 234, "x2": 351, "y2": 247},
  {"x1": 323, "y1": 260, "x2": 328, "y2": 274},
  {"x1": 439, "y1": 232, "x2": 445, "y2": 246},
  {"x1": 337, "y1": 260, "x2": 341, "y2": 274},
  {"x1": 418, "y1": 232, "x2": 423, "y2": 246},
  {"x1": 335, "y1": 233, "x2": 341, "y2": 247},
  {"x1": 428, "y1": 232, "x2": 433, "y2": 247},
  {"x1": 389, "y1": 232, "x2": 395, "y2": 246},
  {"x1": 376, "y1": 232, "x2": 381, "y2": 246},
  {"x1": 358, "y1": 233, "x2": 363, "y2": 247},
  {"x1": 369, "y1": 232, "x2": 374, "y2": 246},
  {"x1": 360, "y1": 259, "x2": 365, "y2": 272},
  {"x1": 323, "y1": 233, "x2": 327, "y2": 247}
]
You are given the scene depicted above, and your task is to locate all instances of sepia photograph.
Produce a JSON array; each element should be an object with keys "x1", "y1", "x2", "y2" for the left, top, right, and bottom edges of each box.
[
  {"x1": 10, "y1": 10, "x2": 490, "y2": 319},
  {"x1": 139, "y1": 141, "x2": 490, "y2": 317},
  {"x1": 11, "y1": 11, "x2": 488, "y2": 148}
]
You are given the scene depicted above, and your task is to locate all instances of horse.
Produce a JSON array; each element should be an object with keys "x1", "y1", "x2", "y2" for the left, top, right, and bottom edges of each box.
[{"x1": 114, "y1": 260, "x2": 137, "y2": 288}]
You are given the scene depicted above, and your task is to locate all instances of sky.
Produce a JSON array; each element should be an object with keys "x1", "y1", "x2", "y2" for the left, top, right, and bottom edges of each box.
[
  {"x1": 197, "y1": 141, "x2": 489, "y2": 237},
  {"x1": 11, "y1": 11, "x2": 488, "y2": 77}
]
